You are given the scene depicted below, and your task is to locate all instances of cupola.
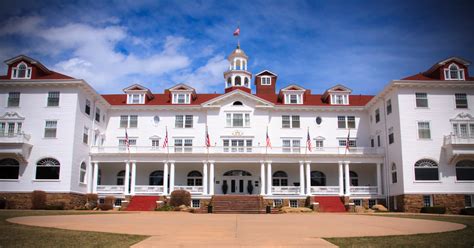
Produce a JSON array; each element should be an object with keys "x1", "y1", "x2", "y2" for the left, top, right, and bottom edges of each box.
[{"x1": 223, "y1": 45, "x2": 252, "y2": 93}]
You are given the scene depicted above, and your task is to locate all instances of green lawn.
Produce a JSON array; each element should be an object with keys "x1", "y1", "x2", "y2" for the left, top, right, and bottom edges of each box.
[
  {"x1": 325, "y1": 214, "x2": 474, "y2": 248},
  {"x1": 0, "y1": 210, "x2": 148, "y2": 248}
]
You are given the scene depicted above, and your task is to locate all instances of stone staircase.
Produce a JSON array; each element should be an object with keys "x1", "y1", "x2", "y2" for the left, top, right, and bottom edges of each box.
[
  {"x1": 211, "y1": 195, "x2": 265, "y2": 214},
  {"x1": 126, "y1": 196, "x2": 160, "y2": 211},
  {"x1": 314, "y1": 196, "x2": 346, "y2": 212}
]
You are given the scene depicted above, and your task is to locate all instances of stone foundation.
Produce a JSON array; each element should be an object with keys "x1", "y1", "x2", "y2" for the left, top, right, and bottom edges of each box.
[
  {"x1": 0, "y1": 192, "x2": 86, "y2": 210},
  {"x1": 393, "y1": 194, "x2": 468, "y2": 214}
]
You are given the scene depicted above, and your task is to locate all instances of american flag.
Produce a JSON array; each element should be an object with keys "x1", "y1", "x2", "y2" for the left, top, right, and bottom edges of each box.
[
  {"x1": 266, "y1": 127, "x2": 272, "y2": 148},
  {"x1": 124, "y1": 128, "x2": 130, "y2": 152},
  {"x1": 233, "y1": 26, "x2": 240, "y2": 36},
  {"x1": 205, "y1": 125, "x2": 211, "y2": 148},
  {"x1": 345, "y1": 129, "x2": 351, "y2": 151},
  {"x1": 162, "y1": 127, "x2": 168, "y2": 148},
  {"x1": 307, "y1": 128, "x2": 312, "y2": 152}
]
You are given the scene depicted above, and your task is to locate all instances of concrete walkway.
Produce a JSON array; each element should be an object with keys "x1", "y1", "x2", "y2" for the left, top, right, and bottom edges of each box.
[{"x1": 8, "y1": 212, "x2": 465, "y2": 247}]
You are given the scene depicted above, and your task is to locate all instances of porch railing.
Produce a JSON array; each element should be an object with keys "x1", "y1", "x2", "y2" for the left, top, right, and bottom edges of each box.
[
  {"x1": 311, "y1": 186, "x2": 340, "y2": 195},
  {"x1": 174, "y1": 185, "x2": 204, "y2": 194},
  {"x1": 272, "y1": 186, "x2": 301, "y2": 195},
  {"x1": 350, "y1": 186, "x2": 378, "y2": 195},
  {"x1": 444, "y1": 134, "x2": 474, "y2": 145},
  {"x1": 97, "y1": 185, "x2": 125, "y2": 194},
  {"x1": 134, "y1": 185, "x2": 164, "y2": 194}
]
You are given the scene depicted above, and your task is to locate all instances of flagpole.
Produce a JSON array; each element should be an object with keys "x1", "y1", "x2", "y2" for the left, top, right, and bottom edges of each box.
[
  {"x1": 206, "y1": 124, "x2": 210, "y2": 163},
  {"x1": 305, "y1": 127, "x2": 308, "y2": 162},
  {"x1": 265, "y1": 126, "x2": 268, "y2": 163},
  {"x1": 165, "y1": 126, "x2": 170, "y2": 162}
]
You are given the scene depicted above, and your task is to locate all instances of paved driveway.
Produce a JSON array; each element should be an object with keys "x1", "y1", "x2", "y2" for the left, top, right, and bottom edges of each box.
[{"x1": 8, "y1": 212, "x2": 465, "y2": 247}]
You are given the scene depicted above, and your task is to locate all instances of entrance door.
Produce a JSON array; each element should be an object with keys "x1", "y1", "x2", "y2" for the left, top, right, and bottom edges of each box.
[
  {"x1": 222, "y1": 170, "x2": 253, "y2": 195},
  {"x1": 228, "y1": 178, "x2": 245, "y2": 194}
]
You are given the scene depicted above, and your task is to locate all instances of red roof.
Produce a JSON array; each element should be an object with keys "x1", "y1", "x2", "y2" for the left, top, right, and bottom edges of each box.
[
  {"x1": 0, "y1": 71, "x2": 74, "y2": 80},
  {"x1": 401, "y1": 73, "x2": 436, "y2": 81}
]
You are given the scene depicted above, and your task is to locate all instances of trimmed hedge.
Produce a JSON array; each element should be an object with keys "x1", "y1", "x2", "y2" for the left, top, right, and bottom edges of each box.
[
  {"x1": 45, "y1": 202, "x2": 65, "y2": 210},
  {"x1": 169, "y1": 190, "x2": 191, "y2": 207},
  {"x1": 420, "y1": 206, "x2": 446, "y2": 214},
  {"x1": 460, "y1": 207, "x2": 474, "y2": 215},
  {"x1": 0, "y1": 198, "x2": 6, "y2": 209},
  {"x1": 85, "y1": 193, "x2": 98, "y2": 209},
  {"x1": 99, "y1": 196, "x2": 115, "y2": 211},
  {"x1": 31, "y1": 190, "x2": 47, "y2": 209}
]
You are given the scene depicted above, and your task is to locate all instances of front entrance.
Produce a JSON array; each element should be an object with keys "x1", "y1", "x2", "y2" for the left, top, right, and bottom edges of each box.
[{"x1": 221, "y1": 170, "x2": 255, "y2": 195}]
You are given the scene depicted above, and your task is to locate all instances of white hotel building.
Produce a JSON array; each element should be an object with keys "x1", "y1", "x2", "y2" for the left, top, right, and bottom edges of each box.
[{"x1": 0, "y1": 46, "x2": 473, "y2": 213}]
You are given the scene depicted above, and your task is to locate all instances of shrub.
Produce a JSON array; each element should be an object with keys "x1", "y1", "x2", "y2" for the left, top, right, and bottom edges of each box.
[
  {"x1": 99, "y1": 196, "x2": 115, "y2": 211},
  {"x1": 45, "y1": 202, "x2": 65, "y2": 210},
  {"x1": 420, "y1": 206, "x2": 446, "y2": 214},
  {"x1": 155, "y1": 205, "x2": 174, "y2": 211},
  {"x1": 460, "y1": 207, "x2": 474, "y2": 215},
  {"x1": 31, "y1": 190, "x2": 47, "y2": 209},
  {"x1": 0, "y1": 198, "x2": 6, "y2": 209},
  {"x1": 169, "y1": 190, "x2": 191, "y2": 207},
  {"x1": 85, "y1": 193, "x2": 98, "y2": 210}
]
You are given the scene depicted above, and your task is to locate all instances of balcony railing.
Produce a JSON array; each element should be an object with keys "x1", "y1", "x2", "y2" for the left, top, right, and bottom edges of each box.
[
  {"x1": 134, "y1": 185, "x2": 164, "y2": 194},
  {"x1": 0, "y1": 132, "x2": 31, "y2": 143},
  {"x1": 444, "y1": 134, "x2": 474, "y2": 145},
  {"x1": 311, "y1": 186, "x2": 340, "y2": 195},
  {"x1": 350, "y1": 186, "x2": 378, "y2": 195},
  {"x1": 174, "y1": 185, "x2": 204, "y2": 194},
  {"x1": 97, "y1": 185, "x2": 125, "y2": 194},
  {"x1": 91, "y1": 145, "x2": 384, "y2": 156},
  {"x1": 272, "y1": 186, "x2": 301, "y2": 195}
]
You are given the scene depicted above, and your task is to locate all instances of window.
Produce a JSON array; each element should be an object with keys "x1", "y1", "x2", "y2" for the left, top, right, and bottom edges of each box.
[
  {"x1": 0, "y1": 122, "x2": 22, "y2": 136},
  {"x1": 371, "y1": 138, "x2": 375, "y2": 147},
  {"x1": 315, "y1": 139, "x2": 324, "y2": 149},
  {"x1": 316, "y1": 116, "x2": 322, "y2": 125},
  {"x1": 226, "y1": 113, "x2": 250, "y2": 127},
  {"x1": 7, "y1": 92, "x2": 20, "y2": 107},
  {"x1": 338, "y1": 116, "x2": 355, "y2": 129},
  {"x1": 455, "y1": 93, "x2": 468, "y2": 109},
  {"x1": 353, "y1": 199, "x2": 362, "y2": 206},
  {"x1": 465, "y1": 195, "x2": 474, "y2": 208},
  {"x1": 191, "y1": 199, "x2": 201, "y2": 208},
  {"x1": 226, "y1": 78, "x2": 232, "y2": 88},
  {"x1": 223, "y1": 139, "x2": 253, "y2": 153},
  {"x1": 83, "y1": 127, "x2": 89, "y2": 144},
  {"x1": 0, "y1": 158, "x2": 20, "y2": 179},
  {"x1": 452, "y1": 123, "x2": 474, "y2": 138},
  {"x1": 233, "y1": 101, "x2": 243, "y2": 106},
  {"x1": 11, "y1": 62, "x2": 32, "y2": 79},
  {"x1": 174, "y1": 138, "x2": 193, "y2": 153},
  {"x1": 119, "y1": 138, "x2": 136, "y2": 151},
  {"x1": 172, "y1": 93, "x2": 191, "y2": 104},
  {"x1": 47, "y1": 91, "x2": 60, "y2": 107},
  {"x1": 126, "y1": 93, "x2": 145, "y2": 104},
  {"x1": 272, "y1": 171, "x2": 288, "y2": 186},
  {"x1": 175, "y1": 115, "x2": 193, "y2": 128},
  {"x1": 391, "y1": 163, "x2": 397, "y2": 183},
  {"x1": 120, "y1": 115, "x2": 128, "y2": 128},
  {"x1": 117, "y1": 170, "x2": 125, "y2": 185},
  {"x1": 85, "y1": 99, "x2": 91, "y2": 115},
  {"x1": 114, "y1": 199, "x2": 123, "y2": 207},
  {"x1": 120, "y1": 115, "x2": 138, "y2": 128},
  {"x1": 284, "y1": 94, "x2": 303, "y2": 104},
  {"x1": 339, "y1": 139, "x2": 356, "y2": 147},
  {"x1": 129, "y1": 115, "x2": 137, "y2": 128},
  {"x1": 36, "y1": 158, "x2": 60, "y2": 180},
  {"x1": 44, "y1": 120, "x2": 57, "y2": 138},
  {"x1": 456, "y1": 160, "x2": 474, "y2": 181},
  {"x1": 261, "y1": 76, "x2": 271, "y2": 85},
  {"x1": 347, "y1": 116, "x2": 356, "y2": 128},
  {"x1": 388, "y1": 127, "x2": 394, "y2": 144},
  {"x1": 289, "y1": 199, "x2": 298, "y2": 208},
  {"x1": 330, "y1": 94, "x2": 349, "y2": 105},
  {"x1": 377, "y1": 135, "x2": 381, "y2": 147},
  {"x1": 187, "y1": 170, "x2": 203, "y2": 186},
  {"x1": 149, "y1": 170, "x2": 163, "y2": 185},
  {"x1": 423, "y1": 195, "x2": 433, "y2": 207},
  {"x1": 282, "y1": 115, "x2": 300, "y2": 128},
  {"x1": 350, "y1": 171, "x2": 358, "y2": 186},
  {"x1": 337, "y1": 116, "x2": 346, "y2": 128},
  {"x1": 417, "y1": 122, "x2": 431, "y2": 139},
  {"x1": 415, "y1": 93, "x2": 428, "y2": 108},
  {"x1": 151, "y1": 139, "x2": 160, "y2": 149},
  {"x1": 414, "y1": 159, "x2": 439, "y2": 181},
  {"x1": 95, "y1": 108, "x2": 101, "y2": 122},
  {"x1": 282, "y1": 139, "x2": 301, "y2": 153},
  {"x1": 445, "y1": 64, "x2": 465, "y2": 80},
  {"x1": 368, "y1": 199, "x2": 377, "y2": 208},
  {"x1": 273, "y1": 199, "x2": 283, "y2": 207},
  {"x1": 235, "y1": 76, "x2": 242, "y2": 86},
  {"x1": 375, "y1": 109, "x2": 380, "y2": 123},
  {"x1": 311, "y1": 171, "x2": 326, "y2": 186},
  {"x1": 79, "y1": 162, "x2": 87, "y2": 183},
  {"x1": 386, "y1": 99, "x2": 392, "y2": 115}
]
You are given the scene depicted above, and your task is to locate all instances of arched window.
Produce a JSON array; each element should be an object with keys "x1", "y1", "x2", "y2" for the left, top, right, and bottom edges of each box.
[
  {"x1": 244, "y1": 77, "x2": 249, "y2": 87},
  {"x1": 391, "y1": 163, "x2": 397, "y2": 183},
  {"x1": 187, "y1": 170, "x2": 203, "y2": 186},
  {"x1": 414, "y1": 159, "x2": 439, "y2": 181},
  {"x1": 227, "y1": 77, "x2": 232, "y2": 88},
  {"x1": 0, "y1": 158, "x2": 20, "y2": 179},
  {"x1": 272, "y1": 171, "x2": 288, "y2": 186},
  {"x1": 235, "y1": 76, "x2": 242, "y2": 86},
  {"x1": 223, "y1": 170, "x2": 252, "y2": 176},
  {"x1": 449, "y1": 64, "x2": 460, "y2": 79},
  {"x1": 149, "y1": 170, "x2": 164, "y2": 185},
  {"x1": 456, "y1": 160, "x2": 474, "y2": 181},
  {"x1": 18, "y1": 63, "x2": 27, "y2": 78},
  {"x1": 236, "y1": 60, "x2": 242, "y2": 70},
  {"x1": 117, "y1": 170, "x2": 125, "y2": 185},
  {"x1": 311, "y1": 171, "x2": 326, "y2": 186},
  {"x1": 79, "y1": 162, "x2": 87, "y2": 183},
  {"x1": 350, "y1": 171, "x2": 358, "y2": 186},
  {"x1": 233, "y1": 101, "x2": 243, "y2": 106},
  {"x1": 36, "y1": 158, "x2": 60, "y2": 179}
]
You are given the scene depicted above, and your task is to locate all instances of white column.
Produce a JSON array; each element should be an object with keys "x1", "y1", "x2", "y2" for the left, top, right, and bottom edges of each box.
[
  {"x1": 92, "y1": 162, "x2": 99, "y2": 194},
  {"x1": 305, "y1": 162, "x2": 311, "y2": 195},
  {"x1": 377, "y1": 163, "x2": 382, "y2": 195},
  {"x1": 130, "y1": 161, "x2": 136, "y2": 195},
  {"x1": 170, "y1": 162, "x2": 175, "y2": 193},
  {"x1": 299, "y1": 161, "x2": 305, "y2": 196},
  {"x1": 87, "y1": 161, "x2": 93, "y2": 193},
  {"x1": 338, "y1": 162, "x2": 344, "y2": 196},
  {"x1": 344, "y1": 161, "x2": 351, "y2": 196},
  {"x1": 203, "y1": 162, "x2": 208, "y2": 195},
  {"x1": 266, "y1": 162, "x2": 272, "y2": 195},
  {"x1": 260, "y1": 161, "x2": 266, "y2": 195},
  {"x1": 209, "y1": 161, "x2": 215, "y2": 195},
  {"x1": 163, "y1": 162, "x2": 169, "y2": 195},
  {"x1": 124, "y1": 161, "x2": 130, "y2": 195}
]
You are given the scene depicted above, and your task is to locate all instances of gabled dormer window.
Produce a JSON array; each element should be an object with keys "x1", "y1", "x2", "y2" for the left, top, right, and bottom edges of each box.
[
  {"x1": 127, "y1": 93, "x2": 145, "y2": 104},
  {"x1": 172, "y1": 93, "x2": 191, "y2": 104},
  {"x1": 284, "y1": 94, "x2": 303, "y2": 104},
  {"x1": 444, "y1": 63, "x2": 465, "y2": 80},
  {"x1": 11, "y1": 62, "x2": 32, "y2": 79},
  {"x1": 330, "y1": 94, "x2": 349, "y2": 105},
  {"x1": 261, "y1": 76, "x2": 271, "y2": 85}
]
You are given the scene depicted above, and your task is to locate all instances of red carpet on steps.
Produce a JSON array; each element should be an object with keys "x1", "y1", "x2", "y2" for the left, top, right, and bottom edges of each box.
[
  {"x1": 126, "y1": 196, "x2": 160, "y2": 211},
  {"x1": 314, "y1": 196, "x2": 346, "y2": 212}
]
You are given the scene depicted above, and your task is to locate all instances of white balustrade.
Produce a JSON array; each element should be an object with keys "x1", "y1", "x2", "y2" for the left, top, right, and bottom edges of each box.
[
  {"x1": 134, "y1": 185, "x2": 164, "y2": 194},
  {"x1": 271, "y1": 186, "x2": 301, "y2": 195},
  {"x1": 174, "y1": 185, "x2": 204, "y2": 194},
  {"x1": 96, "y1": 185, "x2": 125, "y2": 194},
  {"x1": 310, "y1": 186, "x2": 340, "y2": 195},
  {"x1": 350, "y1": 186, "x2": 378, "y2": 195}
]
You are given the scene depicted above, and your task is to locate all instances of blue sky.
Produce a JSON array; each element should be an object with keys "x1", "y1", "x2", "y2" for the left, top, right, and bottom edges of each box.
[{"x1": 0, "y1": 0, "x2": 473, "y2": 95}]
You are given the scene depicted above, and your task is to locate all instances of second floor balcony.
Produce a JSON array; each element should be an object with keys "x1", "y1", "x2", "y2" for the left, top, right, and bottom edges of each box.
[
  {"x1": 444, "y1": 134, "x2": 474, "y2": 162},
  {"x1": 0, "y1": 132, "x2": 32, "y2": 162}
]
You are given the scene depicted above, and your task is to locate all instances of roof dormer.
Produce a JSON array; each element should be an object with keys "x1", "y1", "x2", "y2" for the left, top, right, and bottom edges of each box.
[
  {"x1": 11, "y1": 62, "x2": 32, "y2": 79},
  {"x1": 280, "y1": 84, "x2": 306, "y2": 104},
  {"x1": 123, "y1": 84, "x2": 154, "y2": 104},
  {"x1": 255, "y1": 70, "x2": 277, "y2": 95},
  {"x1": 322, "y1": 84, "x2": 352, "y2": 105},
  {"x1": 169, "y1": 83, "x2": 196, "y2": 104}
]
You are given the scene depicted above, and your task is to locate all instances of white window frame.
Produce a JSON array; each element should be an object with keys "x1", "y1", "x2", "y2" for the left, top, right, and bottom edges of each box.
[
  {"x1": 119, "y1": 115, "x2": 138, "y2": 128},
  {"x1": 79, "y1": 162, "x2": 87, "y2": 184},
  {"x1": 47, "y1": 91, "x2": 60, "y2": 107},
  {"x1": 7, "y1": 92, "x2": 20, "y2": 107},
  {"x1": 284, "y1": 93, "x2": 303, "y2": 104},
  {"x1": 337, "y1": 116, "x2": 356, "y2": 129},
  {"x1": 95, "y1": 108, "x2": 101, "y2": 122},
  {"x1": 119, "y1": 138, "x2": 136, "y2": 151},
  {"x1": 223, "y1": 139, "x2": 253, "y2": 153},
  {"x1": 174, "y1": 138, "x2": 193, "y2": 153},
  {"x1": 83, "y1": 126, "x2": 89, "y2": 144},
  {"x1": 289, "y1": 199, "x2": 298, "y2": 208},
  {"x1": 314, "y1": 139, "x2": 324, "y2": 150},
  {"x1": 172, "y1": 93, "x2": 191, "y2": 104},
  {"x1": 151, "y1": 139, "x2": 160, "y2": 149},
  {"x1": 44, "y1": 120, "x2": 58, "y2": 138},
  {"x1": 330, "y1": 94, "x2": 349, "y2": 105},
  {"x1": 261, "y1": 76, "x2": 271, "y2": 85},
  {"x1": 273, "y1": 199, "x2": 283, "y2": 207},
  {"x1": 191, "y1": 199, "x2": 200, "y2": 208},
  {"x1": 417, "y1": 121, "x2": 431, "y2": 139},
  {"x1": 175, "y1": 115, "x2": 193, "y2": 128},
  {"x1": 465, "y1": 195, "x2": 473, "y2": 208},
  {"x1": 282, "y1": 115, "x2": 300, "y2": 128},
  {"x1": 226, "y1": 113, "x2": 250, "y2": 128},
  {"x1": 386, "y1": 99, "x2": 392, "y2": 115},
  {"x1": 338, "y1": 139, "x2": 357, "y2": 147},
  {"x1": 127, "y1": 93, "x2": 145, "y2": 104},
  {"x1": 85, "y1": 99, "x2": 91, "y2": 115},
  {"x1": 415, "y1": 92, "x2": 428, "y2": 108},
  {"x1": 444, "y1": 63, "x2": 465, "y2": 80},
  {"x1": 423, "y1": 195, "x2": 433, "y2": 207},
  {"x1": 282, "y1": 138, "x2": 301, "y2": 153},
  {"x1": 11, "y1": 62, "x2": 32, "y2": 79},
  {"x1": 455, "y1": 93, "x2": 468, "y2": 109},
  {"x1": 388, "y1": 127, "x2": 394, "y2": 144}
]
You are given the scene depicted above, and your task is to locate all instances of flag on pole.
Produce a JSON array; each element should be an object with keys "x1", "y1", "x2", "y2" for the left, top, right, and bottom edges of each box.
[
  {"x1": 233, "y1": 26, "x2": 240, "y2": 36},
  {"x1": 266, "y1": 127, "x2": 272, "y2": 148},
  {"x1": 345, "y1": 129, "x2": 351, "y2": 151},
  {"x1": 306, "y1": 128, "x2": 312, "y2": 152},
  {"x1": 124, "y1": 128, "x2": 130, "y2": 152},
  {"x1": 162, "y1": 127, "x2": 168, "y2": 148},
  {"x1": 205, "y1": 125, "x2": 211, "y2": 147}
]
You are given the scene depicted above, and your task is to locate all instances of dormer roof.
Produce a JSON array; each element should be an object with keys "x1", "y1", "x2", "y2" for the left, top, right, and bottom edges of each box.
[
  {"x1": 255, "y1": 70, "x2": 278, "y2": 77},
  {"x1": 280, "y1": 84, "x2": 306, "y2": 91},
  {"x1": 123, "y1": 83, "x2": 154, "y2": 100},
  {"x1": 4, "y1": 55, "x2": 51, "y2": 74},
  {"x1": 168, "y1": 83, "x2": 196, "y2": 92}
]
